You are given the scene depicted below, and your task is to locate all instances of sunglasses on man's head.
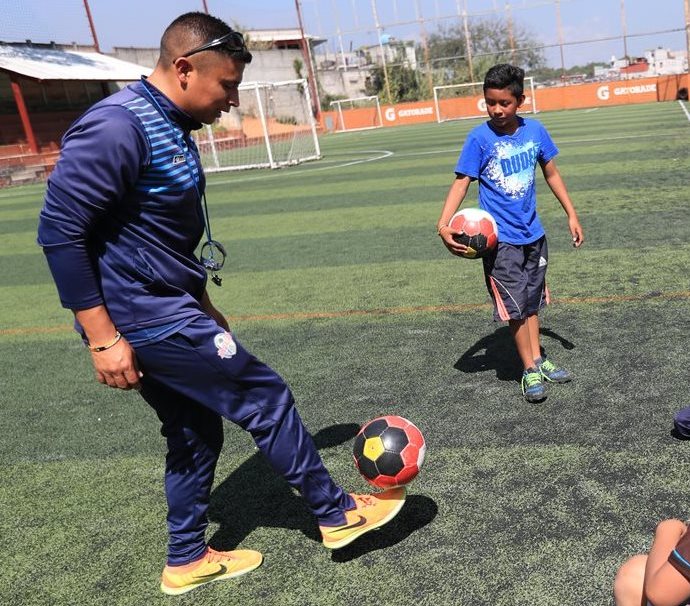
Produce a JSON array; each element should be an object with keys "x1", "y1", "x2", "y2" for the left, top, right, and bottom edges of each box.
[{"x1": 178, "y1": 31, "x2": 250, "y2": 60}]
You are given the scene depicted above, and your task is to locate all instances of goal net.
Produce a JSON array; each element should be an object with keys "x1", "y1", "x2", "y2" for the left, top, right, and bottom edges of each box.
[
  {"x1": 195, "y1": 79, "x2": 321, "y2": 172},
  {"x1": 329, "y1": 95, "x2": 383, "y2": 132},
  {"x1": 433, "y1": 77, "x2": 537, "y2": 123}
]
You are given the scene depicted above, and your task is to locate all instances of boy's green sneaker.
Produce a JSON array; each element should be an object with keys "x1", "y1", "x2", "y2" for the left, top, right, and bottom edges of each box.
[
  {"x1": 521, "y1": 368, "x2": 546, "y2": 402},
  {"x1": 537, "y1": 357, "x2": 572, "y2": 383}
]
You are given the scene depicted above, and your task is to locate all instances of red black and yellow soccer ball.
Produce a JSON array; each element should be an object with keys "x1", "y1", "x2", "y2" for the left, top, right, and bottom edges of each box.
[
  {"x1": 449, "y1": 208, "x2": 498, "y2": 259},
  {"x1": 353, "y1": 415, "x2": 426, "y2": 489}
]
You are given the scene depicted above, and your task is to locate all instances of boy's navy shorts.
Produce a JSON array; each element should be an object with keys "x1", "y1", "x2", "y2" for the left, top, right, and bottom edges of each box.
[{"x1": 482, "y1": 236, "x2": 550, "y2": 321}]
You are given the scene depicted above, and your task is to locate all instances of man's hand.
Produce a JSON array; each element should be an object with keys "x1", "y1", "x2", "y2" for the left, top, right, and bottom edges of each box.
[
  {"x1": 74, "y1": 305, "x2": 142, "y2": 390},
  {"x1": 91, "y1": 336, "x2": 142, "y2": 390},
  {"x1": 201, "y1": 289, "x2": 230, "y2": 331},
  {"x1": 206, "y1": 305, "x2": 230, "y2": 331}
]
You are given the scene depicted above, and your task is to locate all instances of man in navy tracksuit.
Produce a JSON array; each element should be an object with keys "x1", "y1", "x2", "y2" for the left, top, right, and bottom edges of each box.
[{"x1": 37, "y1": 12, "x2": 405, "y2": 596}]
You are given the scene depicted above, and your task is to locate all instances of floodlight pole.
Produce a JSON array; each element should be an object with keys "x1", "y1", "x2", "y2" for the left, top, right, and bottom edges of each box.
[
  {"x1": 371, "y1": 0, "x2": 393, "y2": 104},
  {"x1": 685, "y1": 0, "x2": 690, "y2": 74},
  {"x1": 620, "y1": 0, "x2": 629, "y2": 61},
  {"x1": 457, "y1": 0, "x2": 475, "y2": 82},
  {"x1": 82, "y1": 0, "x2": 109, "y2": 97},
  {"x1": 505, "y1": 1, "x2": 516, "y2": 63},
  {"x1": 414, "y1": 0, "x2": 434, "y2": 96},
  {"x1": 295, "y1": 0, "x2": 321, "y2": 118},
  {"x1": 331, "y1": 0, "x2": 347, "y2": 70},
  {"x1": 82, "y1": 0, "x2": 100, "y2": 53},
  {"x1": 555, "y1": 0, "x2": 565, "y2": 75}
]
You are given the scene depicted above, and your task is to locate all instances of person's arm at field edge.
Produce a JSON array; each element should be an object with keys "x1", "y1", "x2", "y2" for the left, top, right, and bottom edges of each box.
[{"x1": 644, "y1": 519, "x2": 690, "y2": 606}]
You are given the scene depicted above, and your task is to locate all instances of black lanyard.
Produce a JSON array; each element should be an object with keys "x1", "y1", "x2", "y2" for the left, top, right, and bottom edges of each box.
[{"x1": 139, "y1": 77, "x2": 226, "y2": 286}]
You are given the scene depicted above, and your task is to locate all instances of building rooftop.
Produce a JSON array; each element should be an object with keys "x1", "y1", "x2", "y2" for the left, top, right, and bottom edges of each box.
[
  {"x1": 0, "y1": 43, "x2": 149, "y2": 81},
  {"x1": 246, "y1": 29, "x2": 326, "y2": 47}
]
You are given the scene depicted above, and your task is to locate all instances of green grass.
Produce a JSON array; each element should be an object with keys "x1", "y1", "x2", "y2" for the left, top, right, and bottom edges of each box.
[{"x1": 2, "y1": 101, "x2": 690, "y2": 605}]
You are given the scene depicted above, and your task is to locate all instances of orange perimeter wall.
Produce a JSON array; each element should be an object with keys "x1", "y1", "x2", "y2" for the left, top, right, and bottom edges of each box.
[{"x1": 319, "y1": 74, "x2": 689, "y2": 132}]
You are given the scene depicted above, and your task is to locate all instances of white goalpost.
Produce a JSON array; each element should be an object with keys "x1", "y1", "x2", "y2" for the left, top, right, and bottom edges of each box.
[
  {"x1": 329, "y1": 95, "x2": 383, "y2": 132},
  {"x1": 194, "y1": 79, "x2": 321, "y2": 172},
  {"x1": 433, "y1": 76, "x2": 537, "y2": 123}
]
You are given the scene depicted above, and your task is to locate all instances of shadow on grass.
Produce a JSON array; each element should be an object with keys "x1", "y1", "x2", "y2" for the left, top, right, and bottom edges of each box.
[
  {"x1": 208, "y1": 423, "x2": 359, "y2": 549},
  {"x1": 454, "y1": 325, "x2": 575, "y2": 381},
  {"x1": 208, "y1": 422, "x2": 435, "y2": 558}
]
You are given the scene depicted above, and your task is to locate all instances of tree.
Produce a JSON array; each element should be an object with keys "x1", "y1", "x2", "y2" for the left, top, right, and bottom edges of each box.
[
  {"x1": 364, "y1": 64, "x2": 423, "y2": 103},
  {"x1": 424, "y1": 17, "x2": 546, "y2": 85},
  {"x1": 361, "y1": 16, "x2": 546, "y2": 102},
  {"x1": 363, "y1": 40, "x2": 425, "y2": 102}
]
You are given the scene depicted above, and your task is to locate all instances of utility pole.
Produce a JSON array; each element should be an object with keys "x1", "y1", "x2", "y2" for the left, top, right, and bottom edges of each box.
[{"x1": 295, "y1": 0, "x2": 321, "y2": 118}]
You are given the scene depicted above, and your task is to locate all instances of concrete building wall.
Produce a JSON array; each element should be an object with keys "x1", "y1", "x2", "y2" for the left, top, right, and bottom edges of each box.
[
  {"x1": 243, "y1": 48, "x2": 304, "y2": 83},
  {"x1": 317, "y1": 68, "x2": 369, "y2": 101},
  {"x1": 111, "y1": 47, "x2": 159, "y2": 68},
  {"x1": 111, "y1": 47, "x2": 305, "y2": 84},
  {"x1": 110, "y1": 45, "x2": 375, "y2": 106}
]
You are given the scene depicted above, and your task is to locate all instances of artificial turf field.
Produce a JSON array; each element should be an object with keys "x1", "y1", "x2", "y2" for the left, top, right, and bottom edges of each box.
[{"x1": 1, "y1": 101, "x2": 689, "y2": 605}]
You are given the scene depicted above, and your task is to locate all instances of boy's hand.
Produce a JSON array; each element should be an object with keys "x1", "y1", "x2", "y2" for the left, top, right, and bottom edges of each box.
[
  {"x1": 438, "y1": 225, "x2": 469, "y2": 257},
  {"x1": 569, "y1": 217, "x2": 584, "y2": 248}
]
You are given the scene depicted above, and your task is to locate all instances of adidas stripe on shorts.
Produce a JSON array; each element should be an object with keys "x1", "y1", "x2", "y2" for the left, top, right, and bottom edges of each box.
[{"x1": 482, "y1": 236, "x2": 550, "y2": 321}]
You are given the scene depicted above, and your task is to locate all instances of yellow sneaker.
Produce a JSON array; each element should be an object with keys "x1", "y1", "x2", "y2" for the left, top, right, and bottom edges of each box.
[
  {"x1": 320, "y1": 487, "x2": 406, "y2": 549},
  {"x1": 160, "y1": 547, "x2": 263, "y2": 595}
]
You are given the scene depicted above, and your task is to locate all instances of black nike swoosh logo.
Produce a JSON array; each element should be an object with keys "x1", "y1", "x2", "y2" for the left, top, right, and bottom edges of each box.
[
  {"x1": 192, "y1": 564, "x2": 227, "y2": 580},
  {"x1": 330, "y1": 515, "x2": 367, "y2": 533}
]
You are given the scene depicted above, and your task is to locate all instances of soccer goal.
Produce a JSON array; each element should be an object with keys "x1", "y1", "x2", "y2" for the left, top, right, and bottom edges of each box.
[
  {"x1": 195, "y1": 79, "x2": 321, "y2": 172},
  {"x1": 329, "y1": 95, "x2": 383, "y2": 132},
  {"x1": 433, "y1": 76, "x2": 537, "y2": 123}
]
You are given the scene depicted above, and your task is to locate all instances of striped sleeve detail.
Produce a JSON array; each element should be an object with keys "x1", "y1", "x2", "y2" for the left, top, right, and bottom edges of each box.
[{"x1": 122, "y1": 97, "x2": 200, "y2": 194}]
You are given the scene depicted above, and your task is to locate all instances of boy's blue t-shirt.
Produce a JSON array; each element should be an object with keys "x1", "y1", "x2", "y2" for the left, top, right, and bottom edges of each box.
[{"x1": 455, "y1": 116, "x2": 558, "y2": 245}]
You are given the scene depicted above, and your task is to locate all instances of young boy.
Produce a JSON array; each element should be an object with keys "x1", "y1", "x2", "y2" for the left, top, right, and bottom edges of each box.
[
  {"x1": 437, "y1": 63, "x2": 584, "y2": 402},
  {"x1": 614, "y1": 518, "x2": 690, "y2": 606}
]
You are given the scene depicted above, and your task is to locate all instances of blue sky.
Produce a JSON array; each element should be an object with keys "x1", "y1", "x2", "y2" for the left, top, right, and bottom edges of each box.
[{"x1": 2, "y1": 0, "x2": 687, "y2": 68}]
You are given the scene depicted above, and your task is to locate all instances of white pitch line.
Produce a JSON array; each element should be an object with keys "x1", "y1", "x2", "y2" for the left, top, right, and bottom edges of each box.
[
  {"x1": 207, "y1": 150, "x2": 394, "y2": 186},
  {"x1": 677, "y1": 99, "x2": 690, "y2": 122},
  {"x1": 556, "y1": 131, "x2": 685, "y2": 145},
  {"x1": 391, "y1": 131, "x2": 677, "y2": 160}
]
